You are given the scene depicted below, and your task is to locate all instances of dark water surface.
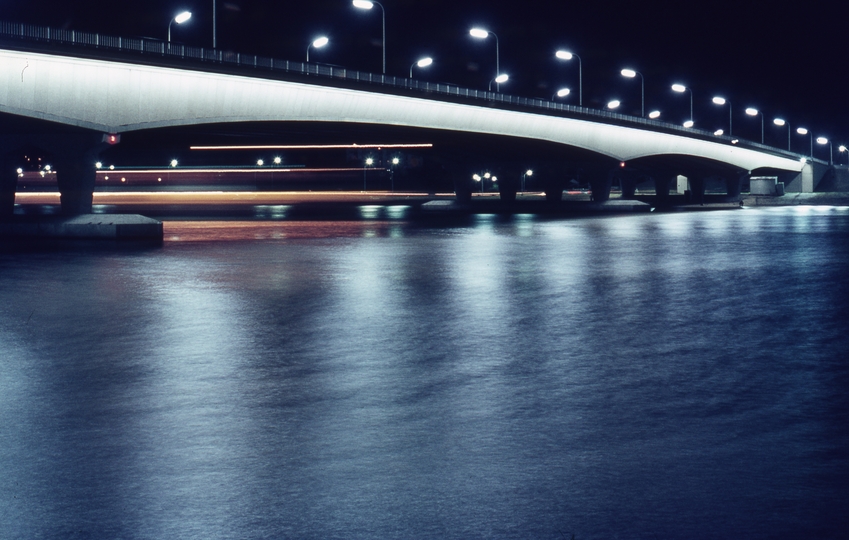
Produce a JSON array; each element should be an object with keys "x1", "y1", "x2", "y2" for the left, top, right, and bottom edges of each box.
[{"x1": 2, "y1": 207, "x2": 848, "y2": 539}]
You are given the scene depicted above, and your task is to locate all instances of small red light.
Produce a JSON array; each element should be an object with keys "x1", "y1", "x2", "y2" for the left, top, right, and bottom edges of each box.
[{"x1": 620, "y1": 161, "x2": 626, "y2": 167}]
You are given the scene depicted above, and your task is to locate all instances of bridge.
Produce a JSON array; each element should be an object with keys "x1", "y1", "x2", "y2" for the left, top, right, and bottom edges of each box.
[{"x1": 0, "y1": 21, "x2": 818, "y2": 216}]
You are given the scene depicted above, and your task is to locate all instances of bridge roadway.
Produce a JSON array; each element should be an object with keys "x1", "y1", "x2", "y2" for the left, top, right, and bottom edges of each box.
[{"x1": 0, "y1": 21, "x2": 816, "y2": 216}]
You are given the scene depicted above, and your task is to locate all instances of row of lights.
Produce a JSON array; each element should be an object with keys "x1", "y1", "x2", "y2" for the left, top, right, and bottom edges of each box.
[{"x1": 168, "y1": 5, "x2": 841, "y2": 162}]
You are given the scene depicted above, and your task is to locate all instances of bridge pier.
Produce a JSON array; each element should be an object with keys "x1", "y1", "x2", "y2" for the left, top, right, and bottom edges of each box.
[
  {"x1": 454, "y1": 175, "x2": 473, "y2": 204},
  {"x1": 587, "y1": 170, "x2": 613, "y2": 202},
  {"x1": 0, "y1": 156, "x2": 17, "y2": 219},
  {"x1": 55, "y1": 149, "x2": 100, "y2": 215},
  {"x1": 726, "y1": 173, "x2": 744, "y2": 198},
  {"x1": 687, "y1": 176, "x2": 706, "y2": 204}
]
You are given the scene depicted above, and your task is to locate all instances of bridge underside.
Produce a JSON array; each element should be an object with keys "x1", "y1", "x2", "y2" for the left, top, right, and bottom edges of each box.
[{"x1": 0, "y1": 114, "x2": 775, "y2": 215}]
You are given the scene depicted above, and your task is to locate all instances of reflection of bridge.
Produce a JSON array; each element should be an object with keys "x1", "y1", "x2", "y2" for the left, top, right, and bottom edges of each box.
[{"x1": 0, "y1": 21, "x2": 821, "y2": 216}]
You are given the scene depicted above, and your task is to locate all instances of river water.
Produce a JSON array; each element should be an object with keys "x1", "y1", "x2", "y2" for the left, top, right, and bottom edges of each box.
[{"x1": 1, "y1": 207, "x2": 848, "y2": 539}]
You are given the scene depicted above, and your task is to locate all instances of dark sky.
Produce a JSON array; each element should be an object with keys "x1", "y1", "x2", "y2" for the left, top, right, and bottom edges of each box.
[{"x1": 3, "y1": 0, "x2": 847, "y2": 153}]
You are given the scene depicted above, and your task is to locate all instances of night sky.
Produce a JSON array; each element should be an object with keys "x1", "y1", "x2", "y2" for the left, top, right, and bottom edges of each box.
[{"x1": 3, "y1": 0, "x2": 847, "y2": 154}]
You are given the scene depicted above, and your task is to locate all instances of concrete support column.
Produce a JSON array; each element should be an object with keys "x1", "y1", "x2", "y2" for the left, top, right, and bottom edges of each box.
[
  {"x1": 0, "y1": 157, "x2": 18, "y2": 219},
  {"x1": 725, "y1": 174, "x2": 743, "y2": 198},
  {"x1": 588, "y1": 171, "x2": 612, "y2": 202},
  {"x1": 620, "y1": 174, "x2": 637, "y2": 199},
  {"x1": 54, "y1": 149, "x2": 100, "y2": 215},
  {"x1": 688, "y1": 176, "x2": 705, "y2": 204},
  {"x1": 654, "y1": 174, "x2": 672, "y2": 200},
  {"x1": 497, "y1": 170, "x2": 519, "y2": 203},
  {"x1": 454, "y1": 175, "x2": 473, "y2": 204}
]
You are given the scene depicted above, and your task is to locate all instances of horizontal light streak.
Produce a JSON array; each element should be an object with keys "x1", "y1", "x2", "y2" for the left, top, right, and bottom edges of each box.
[
  {"x1": 189, "y1": 143, "x2": 434, "y2": 151},
  {"x1": 94, "y1": 168, "x2": 383, "y2": 174}
]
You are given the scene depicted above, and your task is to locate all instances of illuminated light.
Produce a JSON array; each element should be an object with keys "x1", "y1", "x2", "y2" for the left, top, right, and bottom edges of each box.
[
  {"x1": 731, "y1": 139, "x2": 739, "y2": 144},
  {"x1": 121, "y1": 178, "x2": 126, "y2": 182},
  {"x1": 494, "y1": 73, "x2": 509, "y2": 83},
  {"x1": 95, "y1": 162, "x2": 102, "y2": 169},
  {"x1": 484, "y1": 172, "x2": 491, "y2": 179},
  {"x1": 840, "y1": 145, "x2": 847, "y2": 153},
  {"x1": 39, "y1": 171, "x2": 45, "y2": 177},
  {"x1": 745, "y1": 107, "x2": 758, "y2": 116},
  {"x1": 391, "y1": 157, "x2": 400, "y2": 165},
  {"x1": 671, "y1": 84, "x2": 686, "y2": 93},
  {"x1": 257, "y1": 159, "x2": 265, "y2": 166},
  {"x1": 648, "y1": 110, "x2": 661, "y2": 119},
  {"x1": 620, "y1": 161, "x2": 626, "y2": 168},
  {"x1": 273, "y1": 156, "x2": 282, "y2": 164},
  {"x1": 16, "y1": 168, "x2": 22, "y2": 174},
  {"x1": 773, "y1": 118, "x2": 786, "y2": 126},
  {"x1": 555, "y1": 88, "x2": 570, "y2": 97},
  {"x1": 714, "y1": 129, "x2": 724, "y2": 136},
  {"x1": 190, "y1": 143, "x2": 433, "y2": 150},
  {"x1": 796, "y1": 127, "x2": 808, "y2": 135},
  {"x1": 109, "y1": 165, "x2": 115, "y2": 170},
  {"x1": 491, "y1": 176, "x2": 497, "y2": 182},
  {"x1": 157, "y1": 178, "x2": 162, "y2": 182},
  {"x1": 312, "y1": 36, "x2": 329, "y2": 48},
  {"x1": 621, "y1": 69, "x2": 636, "y2": 78},
  {"x1": 683, "y1": 120, "x2": 694, "y2": 128},
  {"x1": 817, "y1": 136, "x2": 829, "y2": 144},
  {"x1": 170, "y1": 159, "x2": 178, "y2": 167},
  {"x1": 800, "y1": 157, "x2": 808, "y2": 163},
  {"x1": 365, "y1": 157, "x2": 374, "y2": 165},
  {"x1": 104, "y1": 176, "x2": 109, "y2": 180},
  {"x1": 473, "y1": 174, "x2": 481, "y2": 181},
  {"x1": 607, "y1": 100, "x2": 620, "y2": 109},
  {"x1": 416, "y1": 57, "x2": 433, "y2": 68},
  {"x1": 712, "y1": 96, "x2": 726, "y2": 105},
  {"x1": 174, "y1": 11, "x2": 192, "y2": 24},
  {"x1": 44, "y1": 165, "x2": 51, "y2": 171},
  {"x1": 525, "y1": 169, "x2": 533, "y2": 176},
  {"x1": 555, "y1": 50, "x2": 573, "y2": 60},
  {"x1": 470, "y1": 28, "x2": 489, "y2": 39}
]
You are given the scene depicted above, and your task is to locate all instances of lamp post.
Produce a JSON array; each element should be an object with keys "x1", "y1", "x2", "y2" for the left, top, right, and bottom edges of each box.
[
  {"x1": 555, "y1": 50, "x2": 582, "y2": 106},
  {"x1": 620, "y1": 69, "x2": 643, "y2": 117},
  {"x1": 307, "y1": 36, "x2": 329, "y2": 62},
  {"x1": 522, "y1": 169, "x2": 533, "y2": 192},
  {"x1": 470, "y1": 28, "x2": 501, "y2": 91},
  {"x1": 410, "y1": 57, "x2": 432, "y2": 78},
  {"x1": 745, "y1": 108, "x2": 764, "y2": 144},
  {"x1": 840, "y1": 145, "x2": 847, "y2": 166},
  {"x1": 353, "y1": 0, "x2": 386, "y2": 74},
  {"x1": 364, "y1": 156, "x2": 374, "y2": 191},
  {"x1": 712, "y1": 96, "x2": 732, "y2": 136},
  {"x1": 488, "y1": 73, "x2": 508, "y2": 91},
  {"x1": 168, "y1": 11, "x2": 192, "y2": 42},
  {"x1": 817, "y1": 137, "x2": 833, "y2": 165},
  {"x1": 671, "y1": 84, "x2": 693, "y2": 127},
  {"x1": 797, "y1": 127, "x2": 813, "y2": 157},
  {"x1": 552, "y1": 88, "x2": 570, "y2": 100},
  {"x1": 773, "y1": 118, "x2": 791, "y2": 150},
  {"x1": 212, "y1": 0, "x2": 217, "y2": 48}
]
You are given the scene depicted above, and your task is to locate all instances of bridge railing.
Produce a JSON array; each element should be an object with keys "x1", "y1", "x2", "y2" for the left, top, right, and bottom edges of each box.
[{"x1": 0, "y1": 20, "x2": 808, "y2": 160}]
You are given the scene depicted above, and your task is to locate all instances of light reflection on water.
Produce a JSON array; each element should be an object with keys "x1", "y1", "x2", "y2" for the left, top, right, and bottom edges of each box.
[{"x1": 1, "y1": 207, "x2": 848, "y2": 539}]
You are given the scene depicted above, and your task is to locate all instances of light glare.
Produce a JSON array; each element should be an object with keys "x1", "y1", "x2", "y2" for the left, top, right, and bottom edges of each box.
[
  {"x1": 495, "y1": 73, "x2": 509, "y2": 83},
  {"x1": 648, "y1": 110, "x2": 661, "y2": 119},
  {"x1": 416, "y1": 57, "x2": 433, "y2": 68},
  {"x1": 556, "y1": 88, "x2": 570, "y2": 97},
  {"x1": 683, "y1": 120, "x2": 694, "y2": 128},
  {"x1": 555, "y1": 50, "x2": 573, "y2": 60},
  {"x1": 817, "y1": 137, "x2": 829, "y2": 144},
  {"x1": 671, "y1": 84, "x2": 686, "y2": 92},
  {"x1": 714, "y1": 129, "x2": 724, "y2": 136},
  {"x1": 470, "y1": 28, "x2": 489, "y2": 39},
  {"x1": 174, "y1": 11, "x2": 192, "y2": 24},
  {"x1": 353, "y1": 0, "x2": 374, "y2": 9},
  {"x1": 797, "y1": 127, "x2": 808, "y2": 135},
  {"x1": 773, "y1": 118, "x2": 786, "y2": 126},
  {"x1": 621, "y1": 69, "x2": 636, "y2": 78},
  {"x1": 712, "y1": 96, "x2": 726, "y2": 105},
  {"x1": 745, "y1": 108, "x2": 758, "y2": 116},
  {"x1": 607, "y1": 100, "x2": 621, "y2": 109},
  {"x1": 312, "y1": 36, "x2": 329, "y2": 48}
]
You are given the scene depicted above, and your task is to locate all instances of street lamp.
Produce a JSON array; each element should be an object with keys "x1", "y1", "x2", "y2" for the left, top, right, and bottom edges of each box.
[
  {"x1": 648, "y1": 110, "x2": 661, "y2": 119},
  {"x1": 364, "y1": 156, "x2": 374, "y2": 191},
  {"x1": 489, "y1": 73, "x2": 508, "y2": 91},
  {"x1": 607, "y1": 100, "x2": 621, "y2": 110},
  {"x1": 797, "y1": 127, "x2": 813, "y2": 157},
  {"x1": 168, "y1": 11, "x2": 192, "y2": 43},
  {"x1": 353, "y1": 0, "x2": 386, "y2": 74},
  {"x1": 620, "y1": 68, "x2": 644, "y2": 117},
  {"x1": 840, "y1": 145, "x2": 848, "y2": 166},
  {"x1": 773, "y1": 118, "x2": 791, "y2": 150},
  {"x1": 555, "y1": 50, "x2": 582, "y2": 106},
  {"x1": 745, "y1": 108, "x2": 764, "y2": 144},
  {"x1": 671, "y1": 84, "x2": 693, "y2": 126},
  {"x1": 410, "y1": 57, "x2": 432, "y2": 78},
  {"x1": 307, "y1": 36, "x2": 328, "y2": 62},
  {"x1": 470, "y1": 28, "x2": 501, "y2": 91},
  {"x1": 712, "y1": 96, "x2": 732, "y2": 136},
  {"x1": 522, "y1": 169, "x2": 533, "y2": 192},
  {"x1": 553, "y1": 88, "x2": 570, "y2": 100},
  {"x1": 817, "y1": 136, "x2": 833, "y2": 164}
]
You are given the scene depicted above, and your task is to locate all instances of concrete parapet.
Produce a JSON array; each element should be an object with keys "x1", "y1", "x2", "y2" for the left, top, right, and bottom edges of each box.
[{"x1": 0, "y1": 214, "x2": 163, "y2": 240}]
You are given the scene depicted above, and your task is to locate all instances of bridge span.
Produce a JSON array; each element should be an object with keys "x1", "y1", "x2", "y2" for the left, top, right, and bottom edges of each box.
[{"x1": 0, "y1": 22, "x2": 815, "y2": 215}]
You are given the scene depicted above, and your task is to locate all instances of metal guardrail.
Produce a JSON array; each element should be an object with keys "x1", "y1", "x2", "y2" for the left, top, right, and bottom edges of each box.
[{"x1": 0, "y1": 20, "x2": 811, "y2": 161}]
